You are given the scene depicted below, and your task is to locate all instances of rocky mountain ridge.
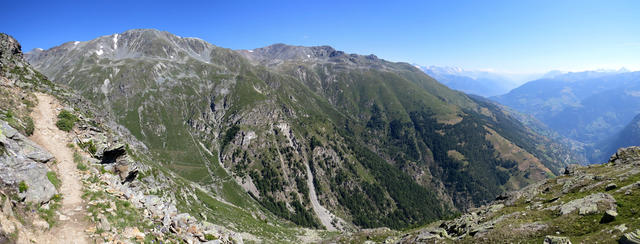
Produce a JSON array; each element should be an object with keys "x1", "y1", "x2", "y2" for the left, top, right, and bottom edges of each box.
[
  {"x1": 23, "y1": 29, "x2": 585, "y2": 232},
  {"x1": 0, "y1": 33, "x2": 267, "y2": 243}
]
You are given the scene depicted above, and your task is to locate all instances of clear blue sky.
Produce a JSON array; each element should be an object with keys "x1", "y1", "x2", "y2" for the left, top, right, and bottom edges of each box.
[{"x1": 3, "y1": 0, "x2": 639, "y2": 73}]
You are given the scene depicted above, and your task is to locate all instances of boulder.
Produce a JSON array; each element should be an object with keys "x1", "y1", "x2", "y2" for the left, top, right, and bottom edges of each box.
[
  {"x1": 563, "y1": 164, "x2": 582, "y2": 175},
  {"x1": 98, "y1": 213, "x2": 111, "y2": 231},
  {"x1": 100, "y1": 144, "x2": 126, "y2": 164},
  {"x1": 0, "y1": 120, "x2": 52, "y2": 163},
  {"x1": 114, "y1": 162, "x2": 129, "y2": 179},
  {"x1": 578, "y1": 204, "x2": 598, "y2": 215},
  {"x1": 0, "y1": 120, "x2": 57, "y2": 204},
  {"x1": 620, "y1": 229, "x2": 640, "y2": 244},
  {"x1": 600, "y1": 209, "x2": 617, "y2": 223},
  {"x1": 123, "y1": 227, "x2": 145, "y2": 241},
  {"x1": 559, "y1": 193, "x2": 616, "y2": 215},
  {"x1": 0, "y1": 223, "x2": 9, "y2": 244},
  {"x1": 609, "y1": 147, "x2": 640, "y2": 165},
  {"x1": 543, "y1": 235, "x2": 572, "y2": 244},
  {"x1": 605, "y1": 183, "x2": 617, "y2": 191}
]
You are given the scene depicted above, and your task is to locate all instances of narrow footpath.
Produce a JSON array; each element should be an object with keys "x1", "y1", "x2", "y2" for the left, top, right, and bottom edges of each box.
[{"x1": 29, "y1": 93, "x2": 89, "y2": 244}]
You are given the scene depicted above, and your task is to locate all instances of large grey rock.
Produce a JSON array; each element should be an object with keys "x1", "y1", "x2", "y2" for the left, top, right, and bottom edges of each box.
[
  {"x1": 543, "y1": 235, "x2": 571, "y2": 244},
  {"x1": 0, "y1": 33, "x2": 24, "y2": 70},
  {"x1": 559, "y1": 193, "x2": 616, "y2": 215},
  {"x1": 98, "y1": 213, "x2": 111, "y2": 231},
  {"x1": 600, "y1": 209, "x2": 617, "y2": 223},
  {"x1": 620, "y1": 229, "x2": 640, "y2": 244},
  {"x1": 563, "y1": 164, "x2": 582, "y2": 175},
  {"x1": 0, "y1": 120, "x2": 57, "y2": 203},
  {"x1": 609, "y1": 147, "x2": 640, "y2": 165},
  {"x1": 1, "y1": 121, "x2": 52, "y2": 163}
]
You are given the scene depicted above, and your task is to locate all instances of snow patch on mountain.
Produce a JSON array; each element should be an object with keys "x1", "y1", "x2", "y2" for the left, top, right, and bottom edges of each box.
[{"x1": 113, "y1": 34, "x2": 119, "y2": 50}]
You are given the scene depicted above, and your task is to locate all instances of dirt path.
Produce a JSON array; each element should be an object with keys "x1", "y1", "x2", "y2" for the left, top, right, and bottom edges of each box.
[{"x1": 28, "y1": 93, "x2": 89, "y2": 244}]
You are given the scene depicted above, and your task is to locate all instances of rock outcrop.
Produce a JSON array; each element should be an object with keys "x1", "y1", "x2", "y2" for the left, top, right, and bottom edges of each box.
[
  {"x1": 620, "y1": 229, "x2": 640, "y2": 244},
  {"x1": 544, "y1": 235, "x2": 572, "y2": 244},
  {"x1": 609, "y1": 146, "x2": 640, "y2": 165},
  {"x1": 0, "y1": 120, "x2": 56, "y2": 203},
  {"x1": 0, "y1": 33, "x2": 23, "y2": 70},
  {"x1": 558, "y1": 193, "x2": 616, "y2": 215}
]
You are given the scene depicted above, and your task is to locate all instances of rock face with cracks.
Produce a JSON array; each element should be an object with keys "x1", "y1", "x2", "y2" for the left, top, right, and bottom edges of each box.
[{"x1": 0, "y1": 120, "x2": 57, "y2": 204}]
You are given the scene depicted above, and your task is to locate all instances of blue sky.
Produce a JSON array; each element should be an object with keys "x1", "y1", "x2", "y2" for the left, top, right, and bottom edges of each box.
[{"x1": 3, "y1": 0, "x2": 639, "y2": 74}]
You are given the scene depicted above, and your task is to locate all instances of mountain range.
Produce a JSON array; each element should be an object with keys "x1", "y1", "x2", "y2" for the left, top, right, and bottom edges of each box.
[
  {"x1": 23, "y1": 29, "x2": 582, "y2": 231},
  {"x1": 491, "y1": 70, "x2": 640, "y2": 162},
  {"x1": 415, "y1": 65, "x2": 523, "y2": 97}
]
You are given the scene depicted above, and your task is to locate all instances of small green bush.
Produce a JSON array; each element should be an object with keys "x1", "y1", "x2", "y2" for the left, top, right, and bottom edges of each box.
[
  {"x1": 56, "y1": 110, "x2": 78, "y2": 132},
  {"x1": 77, "y1": 162, "x2": 88, "y2": 171},
  {"x1": 205, "y1": 233, "x2": 219, "y2": 241},
  {"x1": 4, "y1": 110, "x2": 15, "y2": 119},
  {"x1": 78, "y1": 140, "x2": 97, "y2": 155},
  {"x1": 87, "y1": 140, "x2": 97, "y2": 155},
  {"x1": 73, "y1": 151, "x2": 88, "y2": 170},
  {"x1": 18, "y1": 181, "x2": 28, "y2": 193},
  {"x1": 24, "y1": 116, "x2": 34, "y2": 136},
  {"x1": 39, "y1": 194, "x2": 61, "y2": 227}
]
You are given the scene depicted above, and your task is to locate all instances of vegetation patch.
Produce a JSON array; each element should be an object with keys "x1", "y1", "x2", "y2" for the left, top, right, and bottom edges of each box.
[
  {"x1": 78, "y1": 140, "x2": 97, "y2": 155},
  {"x1": 38, "y1": 194, "x2": 62, "y2": 227},
  {"x1": 221, "y1": 125, "x2": 240, "y2": 152},
  {"x1": 46, "y1": 171, "x2": 61, "y2": 189},
  {"x1": 73, "y1": 151, "x2": 88, "y2": 171},
  {"x1": 18, "y1": 181, "x2": 28, "y2": 193},
  {"x1": 56, "y1": 110, "x2": 78, "y2": 132}
]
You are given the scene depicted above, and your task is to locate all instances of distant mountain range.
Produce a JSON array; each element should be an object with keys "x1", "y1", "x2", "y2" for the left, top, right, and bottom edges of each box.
[
  {"x1": 491, "y1": 70, "x2": 640, "y2": 163},
  {"x1": 415, "y1": 65, "x2": 538, "y2": 97},
  {"x1": 601, "y1": 113, "x2": 640, "y2": 159}
]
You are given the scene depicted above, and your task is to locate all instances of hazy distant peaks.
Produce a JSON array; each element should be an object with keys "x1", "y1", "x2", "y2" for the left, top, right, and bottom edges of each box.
[{"x1": 539, "y1": 68, "x2": 633, "y2": 81}]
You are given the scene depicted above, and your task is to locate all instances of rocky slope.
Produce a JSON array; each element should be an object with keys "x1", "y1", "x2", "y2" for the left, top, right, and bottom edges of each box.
[
  {"x1": 1, "y1": 33, "x2": 299, "y2": 243},
  {"x1": 337, "y1": 146, "x2": 640, "y2": 243},
  {"x1": 24, "y1": 29, "x2": 583, "y2": 231}
]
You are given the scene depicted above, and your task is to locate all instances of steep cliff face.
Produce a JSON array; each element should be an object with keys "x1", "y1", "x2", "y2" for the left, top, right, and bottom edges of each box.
[{"x1": 26, "y1": 29, "x2": 580, "y2": 230}]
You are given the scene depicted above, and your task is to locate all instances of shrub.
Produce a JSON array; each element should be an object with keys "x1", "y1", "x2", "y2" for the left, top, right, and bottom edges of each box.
[
  {"x1": 205, "y1": 234, "x2": 218, "y2": 241},
  {"x1": 221, "y1": 125, "x2": 240, "y2": 151},
  {"x1": 24, "y1": 116, "x2": 34, "y2": 136},
  {"x1": 87, "y1": 141, "x2": 97, "y2": 155},
  {"x1": 78, "y1": 140, "x2": 97, "y2": 155},
  {"x1": 18, "y1": 181, "x2": 28, "y2": 193},
  {"x1": 77, "y1": 162, "x2": 88, "y2": 171},
  {"x1": 56, "y1": 110, "x2": 78, "y2": 132}
]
